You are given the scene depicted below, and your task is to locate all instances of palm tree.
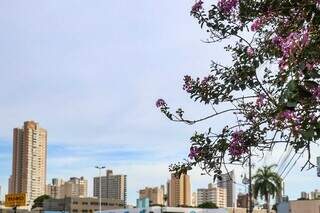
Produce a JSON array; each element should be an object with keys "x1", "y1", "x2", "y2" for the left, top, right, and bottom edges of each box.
[{"x1": 252, "y1": 165, "x2": 282, "y2": 213}]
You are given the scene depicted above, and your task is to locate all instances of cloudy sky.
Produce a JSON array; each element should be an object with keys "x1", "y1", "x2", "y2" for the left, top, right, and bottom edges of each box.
[{"x1": 0, "y1": 0, "x2": 320, "y2": 205}]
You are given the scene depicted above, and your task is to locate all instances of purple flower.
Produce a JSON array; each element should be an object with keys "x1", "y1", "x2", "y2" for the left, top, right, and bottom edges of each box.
[
  {"x1": 217, "y1": 0, "x2": 238, "y2": 14},
  {"x1": 256, "y1": 94, "x2": 266, "y2": 108},
  {"x1": 183, "y1": 75, "x2": 193, "y2": 93},
  {"x1": 311, "y1": 86, "x2": 320, "y2": 99},
  {"x1": 246, "y1": 47, "x2": 255, "y2": 57},
  {"x1": 188, "y1": 146, "x2": 200, "y2": 159},
  {"x1": 251, "y1": 18, "x2": 264, "y2": 31},
  {"x1": 156, "y1": 99, "x2": 166, "y2": 108},
  {"x1": 228, "y1": 130, "x2": 248, "y2": 158},
  {"x1": 191, "y1": 0, "x2": 203, "y2": 13}
]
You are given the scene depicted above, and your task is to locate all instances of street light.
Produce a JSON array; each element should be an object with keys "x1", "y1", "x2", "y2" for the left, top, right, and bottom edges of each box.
[{"x1": 95, "y1": 166, "x2": 106, "y2": 213}]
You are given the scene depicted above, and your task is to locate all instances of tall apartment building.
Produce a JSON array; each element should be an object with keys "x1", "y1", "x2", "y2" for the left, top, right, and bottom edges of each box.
[
  {"x1": 139, "y1": 186, "x2": 164, "y2": 205},
  {"x1": 217, "y1": 171, "x2": 235, "y2": 207},
  {"x1": 8, "y1": 121, "x2": 47, "y2": 206},
  {"x1": 167, "y1": 173, "x2": 191, "y2": 207},
  {"x1": 191, "y1": 192, "x2": 197, "y2": 207},
  {"x1": 197, "y1": 183, "x2": 226, "y2": 208},
  {"x1": 93, "y1": 170, "x2": 127, "y2": 206},
  {"x1": 46, "y1": 177, "x2": 88, "y2": 199}
]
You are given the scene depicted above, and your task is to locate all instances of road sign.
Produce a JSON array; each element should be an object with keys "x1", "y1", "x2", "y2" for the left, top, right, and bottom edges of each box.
[{"x1": 5, "y1": 193, "x2": 26, "y2": 207}]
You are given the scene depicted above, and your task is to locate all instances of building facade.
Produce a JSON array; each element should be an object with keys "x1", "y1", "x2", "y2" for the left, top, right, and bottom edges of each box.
[
  {"x1": 197, "y1": 184, "x2": 226, "y2": 208},
  {"x1": 191, "y1": 192, "x2": 197, "y2": 207},
  {"x1": 46, "y1": 177, "x2": 88, "y2": 199},
  {"x1": 43, "y1": 197, "x2": 124, "y2": 213},
  {"x1": 8, "y1": 121, "x2": 47, "y2": 206},
  {"x1": 139, "y1": 186, "x2": 164, "y2": 205},
  {"x1": 217, "y1": 171, "x2": 235, "y2": 207},
  {"x1": 93, "y1": 170, "x2": 127, "y2": 206},
  {"x1": 167, "y1": 173, "x2": 191, "y2": 207}
]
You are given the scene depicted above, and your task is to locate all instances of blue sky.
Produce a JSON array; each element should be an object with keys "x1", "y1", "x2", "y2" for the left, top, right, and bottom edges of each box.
[{"x1": 0, "y1": 0, "x2": 320, "y2": 205}]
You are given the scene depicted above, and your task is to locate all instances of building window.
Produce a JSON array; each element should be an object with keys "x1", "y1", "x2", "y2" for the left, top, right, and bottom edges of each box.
[
  {"x1": 73, "y1": 202, "x2": 79, "y2": 204},
  {"x1": 72, "y1": 210, "x2": 78, "y2": 212},
  {"x1": 82, "y1": 202, "x2": 89, "y2": 205}
]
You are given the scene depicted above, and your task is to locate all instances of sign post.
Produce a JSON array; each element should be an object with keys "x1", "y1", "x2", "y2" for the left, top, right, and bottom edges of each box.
[{"x1": 5, "y1": 193, "x2": 27, "y2": 211}]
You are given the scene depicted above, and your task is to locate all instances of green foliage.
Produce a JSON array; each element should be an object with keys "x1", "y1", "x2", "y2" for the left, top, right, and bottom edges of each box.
[
  {"x1": 197, "y1": 202, "x2": 218, "y2": 209},
  {"x1": 32, "y1": 194, "x2": 51, "y2": 209}
]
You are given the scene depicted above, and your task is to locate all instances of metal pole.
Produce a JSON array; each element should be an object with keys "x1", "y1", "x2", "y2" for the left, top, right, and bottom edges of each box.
[
  {"x1": 99, "y1": 169, "x2": 102, "y2": 213},
  {"x1": 248, "y1": 147, "x2": 253, "y2": 213}
]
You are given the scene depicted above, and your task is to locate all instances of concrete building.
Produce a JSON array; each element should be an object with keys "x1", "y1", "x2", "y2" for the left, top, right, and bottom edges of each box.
[
  {"x1": 277, "y1": 199, "x2": 320, "y2": 213},
  {"x1": 139, "y1": 186, "x2": 164, "y2": 205},
  {"x1": 217, "y1": 171, "x2": 235, "y2": 208},
  {"x1": 8, "y1": 121, "x2": 47, "y2": 206},
  {"x1": 46, "y1": 177, "x2": 88, "y2": 199},
  {"x1": 167, "y1": 173, "x2": 191, "y2": 207},
  {"x1": 93, "y1": 170, "x2": 127, "y2": 206},
  {"x1": 136, "y1": 198, "x2": 150, "y2": 209},
  {"x1": 197, "y1": 184, "x2": 227, "y2": 208},
  {"x1": 191, "y1": 192, "x2": 197, "y2": 207},
  {"x1": 300, "y1": 191, "x2": 309, "y2": 200},
  {"x1": 43, "y1": 197, "x2": 124, "y2": 213},
  {"x1": 101, "y1": 206, "x2": 227, "y2": 213}
]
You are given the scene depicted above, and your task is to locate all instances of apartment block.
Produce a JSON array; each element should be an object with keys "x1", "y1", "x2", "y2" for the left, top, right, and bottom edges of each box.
[
  {"x1": 197, "y1": 183, "x2": 226, "y2": 208},
  {"x1": 46, "y1": 177, "x2": 88, "y2": 199},
  {"x1": 139, "y1": 186, "x2": 164, "y2": 205},
  {"x1": 167, "y1": 173, "x2": 191, "y2": 207},
  {"x1": 217, "y1": 171, "x2": 235, "y2": 207},
  {"x1": 93, "y1": 170, "x2": 127, "y2": 206},
  {"x1": 8, "y1": 121, "x2": 47, "y2": 206}
]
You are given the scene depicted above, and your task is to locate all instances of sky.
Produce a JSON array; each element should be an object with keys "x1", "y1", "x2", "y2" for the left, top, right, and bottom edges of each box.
[{"x1": 0, "y1": 0, "x2": 320, "y2": 205}]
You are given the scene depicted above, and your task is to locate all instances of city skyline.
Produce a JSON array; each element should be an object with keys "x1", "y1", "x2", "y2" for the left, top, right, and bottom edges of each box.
[{"x1": 1, "y1": 0, "x2": 320, "y2": 207}]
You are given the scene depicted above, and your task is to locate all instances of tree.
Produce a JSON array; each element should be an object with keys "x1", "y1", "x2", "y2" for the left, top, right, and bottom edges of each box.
[
  {"x1": 253, "y1": 165, "x2": 282, "y2": 213},
  {"x1": 32, "y1": 194, "x2": 51, "y2": 209},
  {"x1": 157, "y1": 0, "x2": 320, "y2": 181},
  {"x1": 198, "y1": 202, "x2": 218, "y2": 209}
]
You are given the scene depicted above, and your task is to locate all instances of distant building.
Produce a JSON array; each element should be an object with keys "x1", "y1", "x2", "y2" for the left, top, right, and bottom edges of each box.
[
  {"x1": 8, "y1": 121, "x2": 47, "y2": 206},
  {"x1": 100, "y1": 206, "x2": 227, "y2": 213},
  {"x1": 277, "y1": 199, "x2": 320, "y2": 213},
  {"x1": 136, "y1": 198, "x2": 150, "y2": 209},
  {"x1": 300, "y1": 192, "x2": 309, "y2": 200},
  {"x1": 310, "y1": 189, "x2": 320, "y2": 199},
  {"x1": 217, "y1": 171, "x2": 235, "y2": 207},
  {"x1": 167, "y1": 173, "x2": 191, "y2": 207},
  {"x1": 197, "y1": 183, "x2": 226, "y2": 208},
  {"x1": 93, "y1": 170, "x2": 127, "y2": 206},
  {"x1": 191, "y1": 192, "x2": 197, "y2": 207},
  {"x1": 46, "y1": 177, "x2": 88, "y2": 199},
  {"x1": 237, "y1": 193, "x2": 248, "y2": 208},
  {"x1": 43, "y1": 197, "x2": 124, "y2": 213},
  {"x1": 139, "y1": 186, "x2": 164, "y2": 205}
]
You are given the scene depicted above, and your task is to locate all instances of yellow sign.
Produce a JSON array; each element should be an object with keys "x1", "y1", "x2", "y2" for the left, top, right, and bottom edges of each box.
[{"x1": 5, "y1": 193, "x2": 26, "y2": 207}]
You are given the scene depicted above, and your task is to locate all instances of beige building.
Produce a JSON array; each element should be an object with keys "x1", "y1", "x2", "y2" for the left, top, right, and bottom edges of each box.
[
  {"x1": 8, "y1": 121, "x2": 47, "y2": 206},
  {"x1": 93, "y1": 170, "x2": 127, "y2": 206},
  {"x1": 217, "y1": 171, "x2": 235, "y2": 207},
  {"x1": 191, "y1": 192, "x2": 197, "y2": 207},
  {"x1": 167, "y1": 173, "x2": 191, "y2": 207},
  {"x1": 139, "y1": 186, "x2": 164, "y2": 205},
  {"x1": 197, "y1": 183, "x2": 226, "y2": 208},
  {"x1": 43, "y1": 197, "x2": 124, "y2": 213},
  {"x1": 278, "y1": 200, "x2": 320, "y2": 213},
  {"x1": 46, "y1": 177, "x2": 88, "y2": 199}
]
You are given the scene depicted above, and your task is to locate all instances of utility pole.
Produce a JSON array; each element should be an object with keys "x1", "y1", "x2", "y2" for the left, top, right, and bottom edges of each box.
[
  {"x1": 95, "y1": 166, "x2": 106, "y2": 213},
  {"x1": 248, "y1": 147, "x2": 253, "y2": 213}
]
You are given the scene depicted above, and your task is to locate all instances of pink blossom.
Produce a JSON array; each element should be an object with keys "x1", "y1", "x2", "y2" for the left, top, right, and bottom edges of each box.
[
  {"x1": 217, "y1": 0, "x2": 238, "y2": 14},
  {"x1": 156, "y1": 99, "x2": 166, "y2": 108},
  {"x1": 306, "y1": 62, "x2": 315, "y2": 70},
  {"x1": 246, "y1": 47, "x2": 255, "y2": 57},
  {"x1": 311, "y1": 86, "x2": 320, "y2": 99},
  {"x1": 256, "y1": 94, "x2": 266, "y2": 108},
  {"x1": 188, "y1": 146, "x2": 200, "y2": 159},
  {"x1": 228, "y1": 130, "x2": 248, "y2": 158},
  {"x1": 191, "y1": 0, "x2": 203, "y2": 13},
  {"x1": 251, "y1": 18, "x2": 264, "y2": 31},
  {"x1": 183, "y1": 75, "x2": 193, "y2": 92}
]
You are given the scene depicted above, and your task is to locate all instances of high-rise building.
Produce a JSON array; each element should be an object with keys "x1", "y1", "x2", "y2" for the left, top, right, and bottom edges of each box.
[
  {"x1": 300, "y1": 192, "x2": 309, "y2": 200},
  {"x1": 139, "y1": 186, "x2": 164, "y2": 205},
  {"x1": 191, "y1": 192, "x2": 197, "y2": 207},
  {"x1": 197, "y1": 183, "x2": 226, "y2": 208},
  {"x1": 217, "y1": 171, "x2": 235, "y2": 207},
  {"x1": 46, "y1": 177, "x2": 88, "y2": 199},
  {"x1": 167, "y1": 173, "x2": 191, "y2": 207},
  {"x1": 93, "y1": 170, "x2": 127, "y2": 206},
  {"x1": 8, "y1": 121, "x2": 47, "y2": 206}
]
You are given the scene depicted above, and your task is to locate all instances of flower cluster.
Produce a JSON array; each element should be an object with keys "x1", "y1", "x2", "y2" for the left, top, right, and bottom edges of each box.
[
  {"x1": 251, "y1": 18, "x2": 264, "y2": 31},
  {"x1": 191, "y1": 0, "x2": 204, "y2": 13},
  {"x1": 275, "y1": 110, "x2": 302, "y2": 134},
  {"x1": 228, "y1": 130, "x2": 248, "y2": 158},
  {"x1": 246, "y1": 47, "x2": 255, "y2": 57},
  {"x1": 217, "y1": 0, "x2": 238, "y2": 14},
  {"x1": 256, "y1": 94, "x2": 267, "y2": 108},
  {"x1": 188, "y1": 146, "x2": 200, "y2": 159},
  {"x1": 273, "y1": 28, "x2": 310, "y2": 71},
  {"x1": 156, "y1": 99, "x2": 167, "y2": 108},
  {"x1": 311, "y1": 86, "x2": 320, "y2": 100},
  {"x1": 183, "y1": 75, "x2": 193, "y2": 92}
]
